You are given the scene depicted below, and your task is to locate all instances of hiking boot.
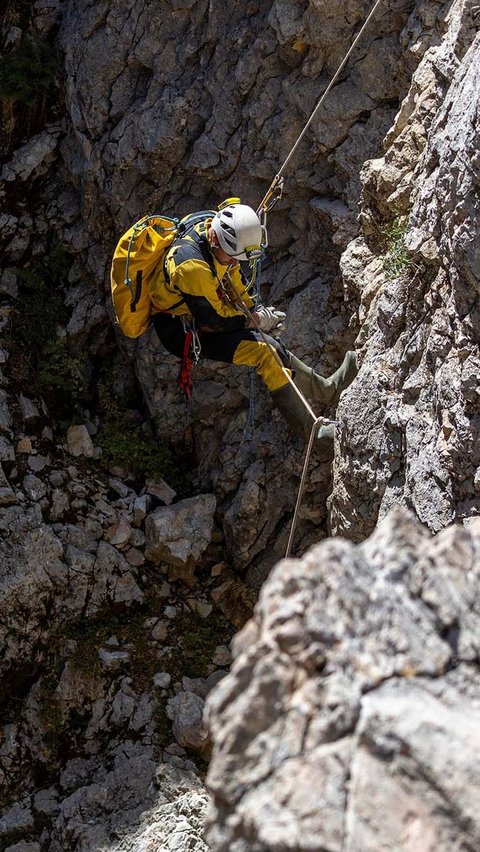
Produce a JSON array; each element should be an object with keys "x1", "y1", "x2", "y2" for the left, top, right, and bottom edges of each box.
[
  {"x1": 288, "y1": 350, "x2": 357, "y2": 407},
  {"x1": 271, "y1": 384, "x2": 335, "y2": 459}
]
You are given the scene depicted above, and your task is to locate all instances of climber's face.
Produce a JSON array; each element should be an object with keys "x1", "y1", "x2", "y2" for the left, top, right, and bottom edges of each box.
[{"x1": 208, "y1": 228, "x2": 240, "y2": 266}]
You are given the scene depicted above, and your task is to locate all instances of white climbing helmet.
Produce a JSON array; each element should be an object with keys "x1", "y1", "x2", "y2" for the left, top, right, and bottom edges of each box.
[{"x1": 211, "y1": 200, "x2": 264, "y2": 261}]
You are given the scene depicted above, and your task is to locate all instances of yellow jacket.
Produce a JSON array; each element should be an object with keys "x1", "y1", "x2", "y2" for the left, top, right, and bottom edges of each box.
[{"x1": 149, "y1": 220, "x2": 254, "y2": 332}]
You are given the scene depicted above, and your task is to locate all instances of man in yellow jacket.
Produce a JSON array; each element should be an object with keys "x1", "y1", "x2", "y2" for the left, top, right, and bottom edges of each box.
[{"x1": 149, "y1": 200, "x2": 356, "y2": 455}]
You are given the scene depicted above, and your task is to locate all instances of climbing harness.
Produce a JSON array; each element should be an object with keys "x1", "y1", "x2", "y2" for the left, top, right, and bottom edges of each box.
[{"x1": 177, "y1": 317, "x2": 201, "y2": 402}]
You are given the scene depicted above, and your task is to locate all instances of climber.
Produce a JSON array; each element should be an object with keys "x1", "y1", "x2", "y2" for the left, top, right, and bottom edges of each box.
[{"x1": 149, "y1": 200, "x2": 357, "y2": 455}]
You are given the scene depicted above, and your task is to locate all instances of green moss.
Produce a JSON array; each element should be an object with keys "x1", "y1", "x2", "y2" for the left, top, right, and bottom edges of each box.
[
  {"x1": 13, "y1": 245, "x2": 70, "y2": 354},
  {"x1": 0, "y1": 34, "x2": 58, "y2": 106},
  {"x1": 39, "y1": 338, "x2": 89, "y2": 400},
  {"x1": 37, "y1": 674, "x2": 65, "y2": 773},
  {"x1": 9, "y1": 245, "x2": 90, "y2": 416},
  {"x1": 66, "y1": 607, "x2": 161, "y2": 691},
  {"x1": 381, "y1": 215, "x2": 412, "y2": 279},
  {"x1": 96, "y1": 382, "x2": 187, "y2": 491},
  {"x1": 173, "y1": 611, "x2": 230, "y2": 679},
  {"x1": 153, "y1": 701, "x2": 171, "y2": 748}
]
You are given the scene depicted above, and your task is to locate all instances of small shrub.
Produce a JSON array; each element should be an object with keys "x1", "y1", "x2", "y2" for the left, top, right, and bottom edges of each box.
[
  {"x1": 38, "y1": 338, "x2": 89, "y2": 403},
  {"x1": 0, "y1": 34, "x2": 58, "y2": 106},
  {"x1": 96, "y1": 382, "x2": 185, "y2": 489},
  {"x1": 174, "y1": 611, "x2": 229, "y2": 679},
  {"x1": 10, "y1": 245, "x2": 90, "y2": 415},
  {"x1": 381, "y1": 215, "x2": 411, "y2": 279}
]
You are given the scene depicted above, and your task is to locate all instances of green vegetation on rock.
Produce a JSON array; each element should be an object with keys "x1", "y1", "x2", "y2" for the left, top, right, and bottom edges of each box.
[
  {"x1": 10, "y1": 245, "x2": 90, "y2": 416},
  {"x1": 0, "y1": 34, "x2": 58, "y2": 106},
  {"x1": 381, "y1": 215, "x2": 412, "y2": 279}
]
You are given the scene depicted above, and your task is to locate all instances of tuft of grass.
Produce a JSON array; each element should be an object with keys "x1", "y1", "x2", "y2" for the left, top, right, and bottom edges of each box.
[{"x1": 381, "y1": 215, "x2": 411, "y2": 279}]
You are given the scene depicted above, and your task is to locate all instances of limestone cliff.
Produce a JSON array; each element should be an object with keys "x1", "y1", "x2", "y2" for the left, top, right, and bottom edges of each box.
[{"x1": 0, "y1": 0, "x2": 479, "y2": 850}]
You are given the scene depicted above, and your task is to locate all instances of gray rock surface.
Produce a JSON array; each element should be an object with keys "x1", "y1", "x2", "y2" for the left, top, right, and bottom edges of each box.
[
  {"x1": 1, "y1": 1, "x2": 480, "y2": 850},
  {"x1": 167, "y1": 691, "x2": 209, "y2": 753},
  {"x1": 145, "y1": 494, "x2": 216, "y2": 569},
  {"x1": 330, "y1": 1, "x2": 480, "y2": 541},
  {"x1": 111, "y1": 765, "x2": 210, "y2": 852},
  {"x1": 206, "y1": 508, "x2": 480, "y2": 851}
]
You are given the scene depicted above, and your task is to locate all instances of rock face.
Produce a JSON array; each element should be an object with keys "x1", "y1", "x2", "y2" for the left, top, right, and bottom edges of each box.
[
  {"x1": 1, "y1": 0, "x2": 480, "y2": 850},
  {"x1": 206, "y1": 507, "x2": 480, "y2": 851},
  {"x1": 3, "y1": 0, "x2": 474, "y2": 575},
  {"x1": 29, "y1": 0, "x2": 436, "y2": 575},
  {"x1": 330, "y1": 0, "x2": 480, "y2": 541}
]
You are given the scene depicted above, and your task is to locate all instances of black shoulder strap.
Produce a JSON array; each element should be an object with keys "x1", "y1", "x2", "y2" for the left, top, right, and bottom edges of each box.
[{"x1": 164, "y1": 221, "x2": 217, "y2": 284}]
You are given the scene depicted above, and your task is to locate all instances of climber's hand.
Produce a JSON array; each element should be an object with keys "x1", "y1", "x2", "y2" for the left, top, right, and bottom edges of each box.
[{"x1": 253, "y1": 306, "x2": 286, "y2": 332}]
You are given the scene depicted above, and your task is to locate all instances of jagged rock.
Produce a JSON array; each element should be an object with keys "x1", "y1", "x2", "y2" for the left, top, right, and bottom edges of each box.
[
  {"x1": 88, "y1": 541, "x2": 144, "y2": 612},
  {"x1": 1, "y1": 2, "x2": 479, "y2": 850},
  {"x1": 48, "y1": 470, "x2": 65, "y2": 488},
  {"x1": 0, "y1": 464, "x2": 17, "y2": 506},
  {"x1": 1, "y1": 127, "x2": 60, "y2": 183},
  {"x1": 186, "y1": 599, "x2": 213, "y2": 619},
  {"x1": 0, "y1": 437, "x2": 15, "y2": 463},
  {"x1": 47, "y1": 743, "x2": 159, "y2": 850},
  {"x1": 124, "y1": 547, "x2": 145, "y2": 566},
  {"x1": 108, "y1": 477, "x2": 130, "y2": 498},
  {"x1": 153, "y1": 672, "x2": 171, "y2": 689},
  {"x1": 18, "y1": 394, "x2": 40, "y2": 423},
  {"x1": 49, "y1": 488, "x2": 70, "y2": 521},
  {"x1": 164, "y1": 606, "x2": 177, "y2": 619},
  {"x1": 145, "y1": 494, "x2": 216, "y2": 569},
  {"x1": 0, "y1": 390, "x2": 13, "y2": 434},
  {"x1": 0, "y1": 268, "x2": 18, "y2": 298},
  {"x1": 212, "y1": 645, "x2": 231, "y2": 668},
  {"x1": 132, "y1": 494, "x2": 150, "y2": 526},
  {"x1": 167, "y1": 691, "x2": 209, "y2": 753},
  {"x1": 110, "y1": 764, "x2": 210, "y2": 852},
  {"x1": 331, "y1": 1, "x2": 480, "y2": 541},
  {"x1": 0, "y1": 516, "x2": 144, "y2": 683},
  {"x1": 98, "y1": 647, "x2": 131, "y2": 670},
  {"x1": 66, "y1": 425, "x2": 95, "y2": 458},
  {"x1": 27, "y1": 454, "x2": 50, "y2": 473},
  {"x1": 129, "y1": 528, "x2": 145, "y2": 547},
  {"x1": 16, "y1": 438, "x2": 32, "y2": 455},
  {"x1": 22, "y1": 474, "x2": 47, "y2": 502},
  {"x1": 0, "y1": 800, "x2": 34, "y2": 845},
  {"x1": 151, "y1": 619, "x2": 168, "y2": 642},
  {"x1": 145, "y1": 478, "x2": 177, "y2": 504},
  {"x1": 206, "y1": 509, "x2": 480, "y2": 850},
  {"x1": 104, "y1": 517, "x2": 132, "y2": 549}
]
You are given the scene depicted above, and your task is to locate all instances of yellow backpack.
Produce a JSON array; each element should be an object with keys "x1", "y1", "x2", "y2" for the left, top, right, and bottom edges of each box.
[
  {"x1": 111, "y1": 206, "x2": 231, "y2": 338},
  {"x1": 110, "y1": 214, "x2": 179, "y2": 338}
]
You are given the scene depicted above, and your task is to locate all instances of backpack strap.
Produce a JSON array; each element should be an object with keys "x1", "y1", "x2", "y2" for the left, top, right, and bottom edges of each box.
[{"x1": 163, "y1": 219, "x2": 217, "y2": 286}]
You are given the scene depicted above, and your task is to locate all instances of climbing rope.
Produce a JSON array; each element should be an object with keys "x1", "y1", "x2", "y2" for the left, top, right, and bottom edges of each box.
[
  {"x1": 285, "y1": 416, "x2": 326, "y2": 558},
  {"x1": 257, "y1": 0, "x2": 386, "y2": 217},
  {"x1": 252, "y1": 0, "x2": 385, "y2": 555},
  {"x1": 243, "y1": 257, "x2": 262, "y2": 441}
]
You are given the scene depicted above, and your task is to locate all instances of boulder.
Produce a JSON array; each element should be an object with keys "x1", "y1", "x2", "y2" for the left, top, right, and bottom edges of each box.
[
  {"x1": 206, "y1": 509, "x2": 480, "y2": 851},
  {"x1": 66, "y1": 425, "x2": 95, "y2": 458},
  {"x1": 145, "y1": 494, "x2": 216, "y2": 569},
  {"x1": 167, "y1": 691, "x2": 209, "y2": 753}
]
